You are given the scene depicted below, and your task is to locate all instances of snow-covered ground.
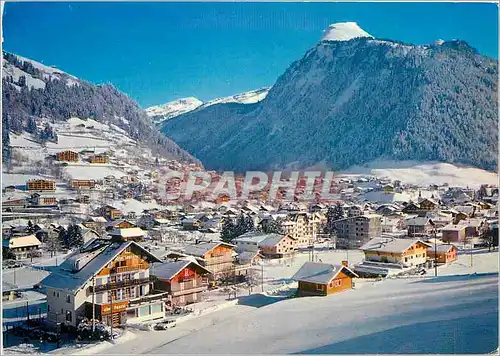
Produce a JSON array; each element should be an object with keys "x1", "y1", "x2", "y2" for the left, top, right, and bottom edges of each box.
[
  {"x1": 90, "y1": 250, "x2": 498, "y2": 355},
  {"x1": 63, "y1": 165, "x2": 127, "y2": 180},
  {"x1": 341, "y1": 159, "x2": 498, "y2": 188}
]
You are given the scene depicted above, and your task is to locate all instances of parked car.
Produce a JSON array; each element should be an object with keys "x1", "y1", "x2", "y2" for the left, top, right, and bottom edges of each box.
[{"x1": 154, "y1": 320, "x2": 177, "y2": 330}]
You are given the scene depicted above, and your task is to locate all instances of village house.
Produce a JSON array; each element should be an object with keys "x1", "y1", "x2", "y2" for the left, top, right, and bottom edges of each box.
[
  {"x1": 40, "y1": 239, "x2": 167, "y2": 328},
  {"x1": 441, "y1": 224, "x2": 467, "y2": 243},
  {"x1": 200, "y1": 217, "x2": 224, "y2": 232},
  {"x1": 333, "y1": 214, "x2": 382, "y2": 249},
  {"x1": 71, "y1": 179, "x2": 96, "y2": 190},
  {"x1": 380, "y1": 216, "x2": 405, "y2": 233},
  {"x1": 402, "y1": 198, "x2": 438, "y2": 217},
  {"x1": 29, "y1": 193, "x2": 57, "y2": 206},
  {"x1": 82, "y1": 216, "x2": 108, "y2": 230},
  {"x1": 292, "y1": 262, "x2": 358, "y2": 297},
  {"x1": 56, "y1": 150, "x2": 79, "y2": 162},
  {"x1": 236, "y1": 250, "x2": 263, "y2": 266},
  {"x1": 166, "y1": 242, "x2": 235, "y2": 280},
  {"x1": 359, "y1": 237, "x2": 431, "y2": 268},
  {"x1": 376, "y1": 204, "x2": 400, "y2": 216},
  {"x1": 406, "y1": 217, "x2": 436, "y2": 237},
  {"x1": 105, "y1": 220, "x2": 136, "y2": 231},
  {"x1": 427, "y1": 244, "x2": 458, "y2": 264},
  {"x1": 97, "y1": 205, "x2": 122, "y2": 220},
  {"x1": 282, "y1": 212, "x2": 313, "y2": 248},
  {"x1": 458, "y1": 218, "x2": 488, "y2": 237},
  {"x1": 2, "y1": 234, "x2": 42, "y2": 260},
  {"x1": 181, "y1": 218, "x2": 201, "y2": 230},
  {"x1": 26, "y1": 179, "x2": 56, "y2": 192},
  {"x1": 89, "y1": 154, "x2": 109, "y2": 164},
  {"x1": 153, "y1": 260, "x2": 211, "y2": 307},
  {"x1": 233, "y1": 231, "x2": 298, "y2": 259}
]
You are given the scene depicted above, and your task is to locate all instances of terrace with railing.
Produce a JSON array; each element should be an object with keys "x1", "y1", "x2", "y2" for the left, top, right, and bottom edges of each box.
[{"x1": 89, "y1": 276, "x2": 155, "y2": 293}]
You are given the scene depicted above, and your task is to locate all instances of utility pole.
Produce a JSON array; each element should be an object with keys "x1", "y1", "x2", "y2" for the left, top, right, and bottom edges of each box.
[
  {"x1": 470, "y1": 238, "x2": 473, "y2": 268},
  {"x1": 261, "y1": 263, "x2": 264, "y2": 292},
  {"x1": 110, "y1": 294, "x2": 113, "y2": 339},
  {"x1": 434, "y1": 230, "x2": 438, "y2": 277},
  {"x1": 92, "y1": 275, "x2": 96, "y2": 333}
]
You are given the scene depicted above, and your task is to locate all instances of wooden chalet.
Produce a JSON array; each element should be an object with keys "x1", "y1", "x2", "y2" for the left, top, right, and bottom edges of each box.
[
  {"x1": 292, "y1": 262, "x2": 358, "y2": 297},
  {"x1": 153, "y1": 260, "x2": 211, "y2": 307}
]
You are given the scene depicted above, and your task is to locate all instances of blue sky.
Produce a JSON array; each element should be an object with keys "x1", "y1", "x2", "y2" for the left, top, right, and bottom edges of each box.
[{"x1": 3, "y1": 2, "x2": 498, "y2": 108}]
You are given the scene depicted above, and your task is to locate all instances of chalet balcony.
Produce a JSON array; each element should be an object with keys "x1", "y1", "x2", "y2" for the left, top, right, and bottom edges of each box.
[
  {"x1": 89, "y1": 276, "x2": 155, "y2": 293},
  {"x1": 128, "y1": 291, "x2": 170, "y2": 307},
  {"x1": 112, "y1": 263, "x2": 148, "y2": 274},
  {"x1": 170, "y1": 286, "x2": 206, "y2": 297}
]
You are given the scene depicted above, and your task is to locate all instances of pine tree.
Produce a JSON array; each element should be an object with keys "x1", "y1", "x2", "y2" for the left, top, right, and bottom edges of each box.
[
  {"x1": 325, "y1": 203, "x2": 344, "y2": 236},
  {"x1": 58, "y1": 228, "x2": 69, "y2": 249},
  {"x1": 261, "y1": 218, "x2": 284, "y2": 234},
  {"x1": 72, "y1": 225, "x2": 84, "y2": 248},
  {"x1": 220, "y1": 218, "x2": 235, "y2": 242},
  {"x1": 26, "y1": 118, "x2": 37, "y2": 134},
  {"x1": 27, "y1": 220, "x2": 35, "y2": 234}
]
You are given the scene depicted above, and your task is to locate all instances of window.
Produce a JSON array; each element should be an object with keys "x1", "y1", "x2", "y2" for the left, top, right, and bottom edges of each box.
[
  {"x1": 66, "y1": 311, "x2": 72, "y2": 322},
  {"x1": 66, "y1": 295, "x2": 71, "y2": 303},
  {"x1": 56, "y1": 292, "x2": 60, "y2": 298},
  {"x1": 48, "y1": 305, "x2": 51, "y2": 312},
  {"x1": 53, "y1": 291, "x2": 56, "y2": 297},
  {"x1": 316, "y1": 284, "x2": 324, "y2": 291}
]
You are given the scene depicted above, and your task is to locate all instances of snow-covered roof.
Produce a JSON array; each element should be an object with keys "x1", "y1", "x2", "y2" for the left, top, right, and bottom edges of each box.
[
  {"x1": 181, "y1": 242, "x2": 234, "y2": 257},
  {"x1": 237, "y1": 250, "x2": 262, "y2": 264},
  {"x1": 88, "y1": 216, "x2": 107, "y2": 223},
  {"x1": 292, "y1": 262, "x2": 358, "y2": 284},
  {"x1": 430, "y1": 244, "x2": 458, "y2": 253},
  {"x1": 40, "y1": 240, "x2": 161, "y2": 293},
  {"x1": 406, "y1": 217, "x2": 433, "y2": 226},
  {"x1": 360, "y1": 237, "x2": 431, "y2": 254},
  {"x1": 3, "y1": 234, "x2": 41, "y2": 249},
  {"x1": 259, "y1": 234, "x2": 289, "y2": 248},
  {"x1": 108, "y1": 227, "x2": 146, "y2": 238},
  {"x1": 152, "y1": 260, "x2": 211, "y2": 280}
]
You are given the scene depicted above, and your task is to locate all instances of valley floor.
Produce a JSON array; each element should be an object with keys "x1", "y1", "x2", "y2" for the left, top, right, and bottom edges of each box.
[{"x1": 88, "y1": 251, "x2": 498, "y2": 355}]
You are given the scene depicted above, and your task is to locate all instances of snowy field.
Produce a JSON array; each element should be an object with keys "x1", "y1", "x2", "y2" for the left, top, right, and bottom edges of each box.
[
  {"x1": 341, "y1": 159, "x2": 498, "y2": 188},
  {"x1": 86, "y1": 250, "x2": 499, "y2": 355},
  {"x1": 63, "y1": 164, "x2": 127, "y2": 180}
]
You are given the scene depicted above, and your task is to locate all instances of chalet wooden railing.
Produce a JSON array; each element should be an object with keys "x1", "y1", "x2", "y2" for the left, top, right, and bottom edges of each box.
[
  {"x1": 128, "y1": 291, "x2": 170, "y2": 307},
  {"x1": 113, "y1": 263, "x2": 148, "y2": 274},
  {"x1": 89, "y1": 276, "x2": 154, "y2": 293}
]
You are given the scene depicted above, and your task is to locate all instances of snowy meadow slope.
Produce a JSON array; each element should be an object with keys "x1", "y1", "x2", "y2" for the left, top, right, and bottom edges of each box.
[{"x1": 98, "y1": 251, "x2": 498, "y2": 355}]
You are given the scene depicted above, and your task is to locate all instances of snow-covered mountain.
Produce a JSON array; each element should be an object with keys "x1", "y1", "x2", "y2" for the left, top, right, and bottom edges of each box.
[
  {"x1": 160, "y1": 22, "x2": 498, "y2": 172},
  {"x1": 146, "y1": 97, "x2": 203, "y2": 124},
  {"x1": 321, "y1": 22, "x2": 373, "y2": 42},
  {"x1": 2, "y1": 51, "x2": 199, "y2": 165},
  {"x1": 146, "y1": 87, "x2": 270, "y2": 125}
]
